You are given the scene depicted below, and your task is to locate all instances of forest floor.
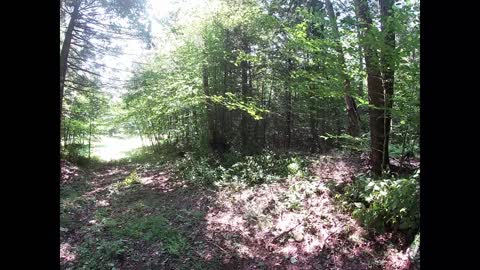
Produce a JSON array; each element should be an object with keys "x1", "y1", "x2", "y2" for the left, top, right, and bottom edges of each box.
[{"x1": 60, "y1": 153, "x2": 413, "y2": 270}]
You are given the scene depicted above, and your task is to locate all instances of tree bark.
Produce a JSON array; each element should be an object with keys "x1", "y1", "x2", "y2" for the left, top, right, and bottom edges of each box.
[
  {"x1": 325, "y1": 0, "x2": 360, "y2": 137},
  {"x1": 240, "y1": 34, "x2": 251, "y2": 153},
  {"x1": 355, "y1": 23, "x2": 365, "y2": 98},
  {"x1": 379, "y1": 0, "x2": 396, "y2": 169},
  {"x1": 60, "y1": 1, "x2": 81, "y2": 115},
  {"x1": 88, "y1": 120, "x2": 92, "y2": 160},
  {"x1": 284, "y1": 85, "x2": 292, "y2": 150},
  {"x1": 309, "y1": 105, "x2": 319, "y2": 153},
  {"x1": 203, "y1": 65, "x2": 214, "y2": 148},
  {"x1": 284, "y1": 59, "x2": 293, "y2": 150},
  {"x1": 354, "y1": 0, "x2": 386, "y2": 176}
]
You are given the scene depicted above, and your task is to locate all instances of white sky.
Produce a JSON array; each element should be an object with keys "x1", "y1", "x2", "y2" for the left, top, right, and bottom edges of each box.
[{"x1": 101, "y1": 0, "x2": 213, "y2": 101}]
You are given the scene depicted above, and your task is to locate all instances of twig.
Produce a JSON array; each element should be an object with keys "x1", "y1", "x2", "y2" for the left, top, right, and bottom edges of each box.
[
  {"x1": 324, "y1": 225, "x2": 344, "y2": 243},
  {"x1": 206, "y1": 239, "x2": 229, "y2": 254},
  {"x1": 321, "y1": 219, "x2": 345, "y2": 249},
  {"x1": 272, "y1": 222, "x2": 302, "y2": 243},
  {"x1": 272, "y1": 211, "x2": 313, "y2": 243}
]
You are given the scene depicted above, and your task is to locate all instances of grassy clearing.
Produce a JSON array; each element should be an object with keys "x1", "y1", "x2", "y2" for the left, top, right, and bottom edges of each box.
[{"x1": 92, "y1": 135, "x2": 145, "y2": 161}]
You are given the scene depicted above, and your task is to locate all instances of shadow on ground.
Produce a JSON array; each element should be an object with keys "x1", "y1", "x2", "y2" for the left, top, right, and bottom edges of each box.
[{"x1": 60, "y1": 155, "x2": 411, "y2": 270}]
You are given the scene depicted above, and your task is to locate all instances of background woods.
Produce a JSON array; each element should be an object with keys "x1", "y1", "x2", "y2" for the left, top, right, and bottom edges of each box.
[{"x1": 60, "y1": 0, "x2": 420, "y2": 269}]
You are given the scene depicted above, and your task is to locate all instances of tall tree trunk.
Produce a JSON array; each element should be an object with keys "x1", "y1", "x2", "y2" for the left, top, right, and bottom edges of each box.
[
  {"x1": 60, "y1": 1, "x2": 80, "y2": 115},
  {"x1": 264, "y1": 82, "x2": 272, "y2": 147},
  {"x1": 325, "y1": 0, "x2": 360, "y2": 137},
  {"x1": 309, "y1": 104, "x2": 319, "y2": 153},
  {"x1": 240, "y1": 34, "x2": 251, "y2": 153},
  {"x1": 63, "y1": 125, "x2": 69, "y2": 149},
  {"x1": 203, "y1": 64, "x2": 215, "y2": 150},
  {"x1": 379, "y1": 0, "x2": 396, "y2": 169},
  {"x1": 354, "y1": 0, "x2": 386, "y2": 176},
  {"x1": 284, "y1": 86, "x2": 292, "y2": 150},
  {"x1": 222, "y1": 46, "x2": 229, "y2": 143},
  {"x1": 284, "y1": 59, "x2": 293, "y2": 150},
  {"x1": 88, "y1": 120, "x2": 92, "y2": 160},
  {"x1": 355, "y1": 17, "x2": 366, "y2": 98}
]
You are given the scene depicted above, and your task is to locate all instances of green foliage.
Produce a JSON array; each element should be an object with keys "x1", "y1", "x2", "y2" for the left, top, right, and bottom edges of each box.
[
  {"x1": 117, "y1": 170, "x2": 140, "y2": 188},
  {"x1": 287, "y1": 161, "x2": 300, "y2": 175},
  {"x1": 107, "y1": 215, "x2": 188, "y2": 255},
  {"x1": 337, "y1": 170, "x2": 420, "y2": 232},
  {"x1": 209, "y1": 92, "x2": 269, "y2": 120},
  {"x1": 320, "y1": 133, "x2": 370, "y2": 152},
  {"x1": 281, "y1": 179, "x2": 317, "y2": 211},
  {"x1": 76, "y1": 238, "x2": 128, "y2": 270},
  {"x1": 220, "y1": 154, "x2": 285, "y2": 185},
  {"x1": 62, "y1": 143, "x2": 88, "y2": 159},
  {"x1": 176, "y1": 156, "x2": 221, "y2": 186},
  {"x1": 175, "y1": 151, "x2": 308, "y2": 186}
]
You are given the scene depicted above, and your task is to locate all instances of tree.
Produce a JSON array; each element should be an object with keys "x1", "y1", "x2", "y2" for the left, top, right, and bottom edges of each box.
[
  {"x1": 325, "y1": 0, "x2": 360, "y2": 137},
  {"x1": 60, "y1": 0, "x2": 151, "y2": 114},
  {"x1": 354, "y1": 0, "x2": 386, "y2": 176},
  {"x1": 116, "y1": 0, "x2": 418, "y2": 171},
  {"x1": 379, "y1": 0, "x2": 396, "y2": 169}
]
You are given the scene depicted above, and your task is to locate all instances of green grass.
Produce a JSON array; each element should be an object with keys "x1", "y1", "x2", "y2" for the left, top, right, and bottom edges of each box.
[
  {"x1": 60, "y1": 179, "x2": 89, "y2": 200},
  {"x1": 60, "y1": 180, "x2": 91, "y2": 229},
  {"x1": 76, "y1": 238, "x2": 128, "y2": 270},
  {"x1": 107, "y1": 214, "x2": 188, "y2": 255}
]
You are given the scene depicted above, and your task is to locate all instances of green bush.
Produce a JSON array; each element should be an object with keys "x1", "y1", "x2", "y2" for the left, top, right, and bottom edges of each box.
[
  {"x1": 117, "y1": 170, "x2": 140, "y2": 188},
  {"x1": 281, "y1": 179, "x2": 317, "y2": 211},
  {"x1": 61, "y1": 143, "x2": 103, "y2": 167},
  {"x1": 175, "y1": 150, "x2": 308, "y2": 186},
  {"x1": 175, "y1": 155, "x2": 221, "y2": 186},
  {"x1": 339, "y1": 170, "x2": 420, "y2": 232}
]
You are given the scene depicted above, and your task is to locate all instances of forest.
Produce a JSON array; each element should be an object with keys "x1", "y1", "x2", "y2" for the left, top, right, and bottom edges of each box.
[{"x1": 60, "y1": 0, "x2": 420, "y2": 269}]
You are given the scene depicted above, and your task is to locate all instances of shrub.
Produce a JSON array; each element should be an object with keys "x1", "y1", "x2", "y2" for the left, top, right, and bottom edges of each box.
[
  {"x1": 175, "y1": 150, "x2": 308, "y2": 186},
  {"x1": 339, "y1": 170, "x2": 420, "y2": 232},
  {"x1": 118, "y1": 170, "x2": 140, "y2": 187},
  {"x1": 175, "y1": 156, "x2": 221, "y2": 186}
]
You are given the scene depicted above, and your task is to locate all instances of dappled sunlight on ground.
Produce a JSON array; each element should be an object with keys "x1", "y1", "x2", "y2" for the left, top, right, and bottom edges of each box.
[
  {"x1": 61, "y1": 154, "x2": 412, "y2": 270},
  {"x1": 60, "y1": 243, "x2": 76, "y2": 263}
]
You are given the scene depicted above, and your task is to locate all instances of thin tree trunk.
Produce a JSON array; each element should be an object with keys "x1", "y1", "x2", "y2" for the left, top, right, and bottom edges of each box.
[
  {"x1": 64, "y1": 125, "x2": 69, "y2": 149},
  {"x1": 284, "y1": 87, "x2": 292, "y2": 150},
  {"x1": 88, "y1": 120, "x2": 92, "y2": 160},
  {"x1": 240, "y1": 34, "x2": 251, "y2": 153},
  {"x1": 379, "y1": 0, "x2": 396, "y2": 170},
  {"x1": 354, "y1": 0, "x2": 386, "y2": 176},
  {"x1": 284, "y1": 59, "x2": 293, "y2": 150},
  {"x1": 355, "y1": 18, "x2": 366, "y2": 98},
  {"x1": 325, "y1": 0, "x2": 360, "y2": 137},
  {"x1": 222, "y1": 45, "x2": 229, "y2": 143},
  {"x1": 309, "y1": 107, "x2": 319, "y2": 153},
  {"x1": 60, "y1": 1, "x2": 81, "y2": 115},
  {"x1": 203, "y1": 64, "x2": 215, "y2": 149},
  {"x1": 264, "y1": 81, "x2": 272, "y2": 147}
]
